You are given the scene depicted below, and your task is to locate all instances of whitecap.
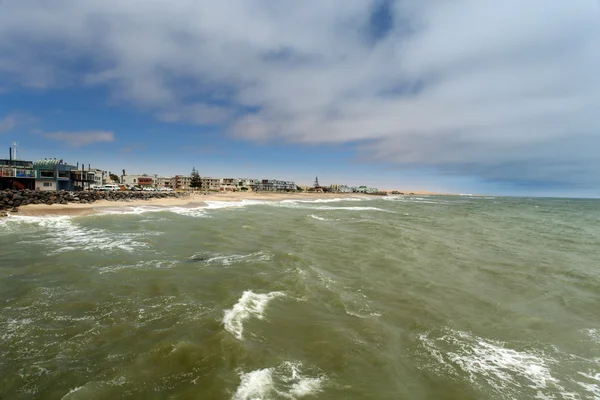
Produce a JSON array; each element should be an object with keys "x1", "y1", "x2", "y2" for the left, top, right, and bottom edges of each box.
[
  {"x1": 418, "y1": 329, "x2": 581, "y2": 398},
  {"x1": 233, "y1": 367, "x2": 274, "y2": 400},
  {"x1": 223, "y1": 290, "x2": 285, "y2": 340},
  {"x1": 281, "y1": 197, "x2": 365, "y2": 204},
  {"x1": 279, "y1": 203, "x2": 391, "y2": 212},
  {"x1": 205, "y1": 199, "x2": 275, "y2": 209},
  {"x1": 190, "y1": 251, "x2": 272, "y2": 266},
  {"x1": 585, "y1": 329, "x2": 600, "y2": 345},
  {"x1": 13, "y1": 215, "x2": 152, "y2": 253},
  {"x1": 233, "y1": 361, "x2": 324, "y2": 400},
  {"x1": 308, "y1": 214, "x2": 329, "y2": 221},
  {"x1": 61, "y1": 386, "x2": 85, "y2": 399},
  {"x1": 96, "y1": 260, "x2": 178, "y2": 274}
]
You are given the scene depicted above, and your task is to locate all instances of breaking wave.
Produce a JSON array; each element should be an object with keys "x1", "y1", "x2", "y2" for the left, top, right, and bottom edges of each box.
[
  {"x1": 418, "y1": 328, "x2": 600, "y2": 399},
  {"x1": 189, "y1": 251, "x2": 273, "y2": 266},
  {"x1": 223, "y1": 291, "x2": 285, "y2": 340},
  {"x1": 8, "y1": 215, "x2": 153, "y2": 253},
  {"x1": 233, "y1": 361, "x2": 325, "y2": 400}
]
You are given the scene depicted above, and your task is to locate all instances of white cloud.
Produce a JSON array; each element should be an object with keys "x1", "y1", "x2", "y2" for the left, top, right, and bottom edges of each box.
[
  {"x1": 43, "y1": 131, "x2": 115, "y2": 147},
  {"x1": 1, "y1": 0, "x2": 599, "y2": 187}
]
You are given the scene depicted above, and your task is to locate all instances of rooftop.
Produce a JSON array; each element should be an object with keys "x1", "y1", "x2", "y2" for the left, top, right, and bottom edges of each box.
[{"x1": 33, "y1": 159, "x2": 65, "y2": 169}]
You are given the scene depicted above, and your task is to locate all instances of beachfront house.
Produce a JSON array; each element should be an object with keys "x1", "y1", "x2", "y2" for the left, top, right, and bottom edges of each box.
[
  {"x1": 33, "y1": 159, "x2": 95, "y2": 191},
  {"x1": 155, "y1": 177, "x2": 172, "y2": 189},
  {"x1": 88, "y1": 168, "x2": 108, "y2": 188},
  {"x1": 0, "y1": 157, "x2": 36, "y2": 190},
  {"x1": 170, "y1": 175, "x2": 191, "y2": 190},
  {"x1": 201, "y1": 177, "x2": 221, "y2": 191},
  {"x1": 220, "y1": 178, "x2": 240, "y2": 191},
  {"x1": 122, "y1": 174, "x2": 157, "y2": 188},
  {"x1": 329, "y1": 184, "x2": 352, "y2": 193},
  {"x1": 254, "y1": 179, "x2": 297, "y2": 192}
]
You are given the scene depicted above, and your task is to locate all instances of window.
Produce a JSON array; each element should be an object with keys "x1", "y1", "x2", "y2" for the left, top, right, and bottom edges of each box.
[
  {"x1": 58, "y1": 170, "x2": 69, "y2": 178},
  {"x1": 43, "y1": 182, "x2": 52, "y2": 187},
  {"x1": 40, "y1": 170, "x2": 54, "y2": 178}
]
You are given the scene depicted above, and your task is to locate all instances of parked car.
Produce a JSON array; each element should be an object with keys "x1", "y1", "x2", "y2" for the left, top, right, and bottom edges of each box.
[{"x1": 101, "y1": 184, "x2": 121, "y2": 191}]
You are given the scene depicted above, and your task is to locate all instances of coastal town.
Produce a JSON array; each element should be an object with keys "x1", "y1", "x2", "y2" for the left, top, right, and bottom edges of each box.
[{"x1": 0, "y1": 143, "x2": 385, "y2": 195}]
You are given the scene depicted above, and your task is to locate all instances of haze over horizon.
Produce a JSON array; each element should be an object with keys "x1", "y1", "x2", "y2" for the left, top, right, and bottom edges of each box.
[{"x1": 1, "y1": 0, "x2": 599, "y2": 197}]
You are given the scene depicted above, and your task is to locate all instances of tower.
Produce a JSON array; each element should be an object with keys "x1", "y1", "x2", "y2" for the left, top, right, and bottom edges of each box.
[{"x1": 313, "y1": 176, "x2": 320, "y2": 187}]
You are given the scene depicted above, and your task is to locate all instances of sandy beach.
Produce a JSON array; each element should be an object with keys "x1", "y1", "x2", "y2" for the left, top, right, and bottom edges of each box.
[
  {"x1": 15, "y1": 192, "x2": 360, "y2": 217},
  {"x1": 15, "y1": 190, "x2": 450, "y2": 217}
]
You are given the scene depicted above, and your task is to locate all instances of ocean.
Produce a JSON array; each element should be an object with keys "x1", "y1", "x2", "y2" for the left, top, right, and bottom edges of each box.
[{"x1": 0, "y1": 195, "x2": 599, "y2": 400}]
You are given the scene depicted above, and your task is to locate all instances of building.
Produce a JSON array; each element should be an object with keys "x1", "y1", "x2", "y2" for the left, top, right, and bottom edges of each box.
[
  {"x1": 33, "y1": 159, "x2": 95, "y2": 191},
  {"x1": 254, "y1": 179, "x2": 296, "y2": 191},
  {"x1": 121, "y1": 174, "x2": 156, "y2": 187},
  {"x1": 155, "y1": 177, "x2": 172, "y2": 189},
  {"x1": 220, "y1": 178, "x2": 241, "y2": 191},
  {"x1": 170, "y1": 175, "x2": 191, "y2": 190},
  {"x1": 329, "y1": 184, "x2": 352, "y2": 193},
  {"x1": 0, "y1": 158, "x2": 36, "y2": 190},
  {"x1": 89, "y1": 168, "x2": 108, "y2": 187},
  {"x1": 200, "y1": 177, "x2": 221, "y2": 191}
]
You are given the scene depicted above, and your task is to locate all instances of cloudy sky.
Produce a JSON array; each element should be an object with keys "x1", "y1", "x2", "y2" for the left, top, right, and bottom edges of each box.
[{"x1": 1, "y1": 0, "x2": 599, "y2": 196}]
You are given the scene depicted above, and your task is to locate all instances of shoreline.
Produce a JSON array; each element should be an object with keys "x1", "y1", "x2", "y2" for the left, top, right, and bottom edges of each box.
[
  {"x1": 14, "y1": 192, "x2": 364, "y2": 217},
  {"x1": 13, "y1": 190, "x2": 453, "y2": 217}
]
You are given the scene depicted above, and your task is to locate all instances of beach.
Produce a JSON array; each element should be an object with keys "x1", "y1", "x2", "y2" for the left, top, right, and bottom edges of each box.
[{"x1": 15, "y1": 190, "x2": 441, "y2": 217}]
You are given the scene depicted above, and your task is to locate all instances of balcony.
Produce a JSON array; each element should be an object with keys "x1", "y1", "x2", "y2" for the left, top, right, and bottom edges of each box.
[{"x1": 0, "y1": 167, "x2": 36, "y2": 179}]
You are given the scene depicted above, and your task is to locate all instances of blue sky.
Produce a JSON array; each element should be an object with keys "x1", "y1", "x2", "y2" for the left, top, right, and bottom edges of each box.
[{"x1": 1, "y1": 0, "x2": 600, "y2": 197}]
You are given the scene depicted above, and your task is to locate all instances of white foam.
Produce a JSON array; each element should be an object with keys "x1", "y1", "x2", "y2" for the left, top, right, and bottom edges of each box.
[
  {"x1": 585, "y1": 329, "x2": 600, "y2": 344},
  {"x1": 99, "y1": 205, "x2": 208, "y2": 218},
  {"x1": 233, "y1": 361, "x2": 324, "y2": 400},
  {"x1": 279, "y1": 203, "x2": 391, "y2": 212},
  {"x1": 12, "y1": 215, "x2": 152, "y2": 253},
  {"x1": 308, "y1": 214, "x2": 329, "y2": 221},
  {"x1": 191, "y1": 251, "x2": 272, "y2": 266},
  {"x1": 96, "y1": 260, "x2": 178, "y2": 274},
  {"x1": 61, "y1": 386, "x2": 84, "y2": 399},
  {"x1": 576, "y1": 372, "x2": 600, "y2": 399},
  {"x1": 281, "y1": 197, "x2": 365, "y2": 204},
  {"x1": 233, "y1": 367, "x2": 274, "y2": 400},
  {"x1": 418, "y1": 329, "x2": 571, "y2": 397},
  {"x1": 223, "y1": 291, "x2": 285, "y2": 340},
  {"x1": 205, "y1": 199, "x2": 275, "y2": 209}
]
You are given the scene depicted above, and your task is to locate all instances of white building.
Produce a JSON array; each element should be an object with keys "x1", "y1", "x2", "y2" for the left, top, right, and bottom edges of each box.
[
  {"x1": 200, "y1": 177, "x2": 221, "y2": 190},
  {"x1": 155, "y1": 177, "x2": 172, "y2": 189},
  {"x1": 121, "y1": 174, "x2": 157, "y2": 187},
  {"x1": 88, "y1": 168, "x2": 108, "y2": 187}
]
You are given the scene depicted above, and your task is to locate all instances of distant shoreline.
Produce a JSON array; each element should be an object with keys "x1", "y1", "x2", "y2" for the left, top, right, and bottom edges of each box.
[{"x1": 15, "y1": 190, "x2": 449, "y2": 217}]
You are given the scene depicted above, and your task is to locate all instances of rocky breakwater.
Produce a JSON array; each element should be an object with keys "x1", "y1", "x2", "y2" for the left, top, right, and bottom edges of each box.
[{"x1": 0, "y1": 189, "x2": 189, "y2": 216}]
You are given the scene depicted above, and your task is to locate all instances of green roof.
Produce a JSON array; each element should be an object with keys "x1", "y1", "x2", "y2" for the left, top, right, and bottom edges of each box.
[{"x1": 33, "y1": 159, "x2": 63, "y2": 169}]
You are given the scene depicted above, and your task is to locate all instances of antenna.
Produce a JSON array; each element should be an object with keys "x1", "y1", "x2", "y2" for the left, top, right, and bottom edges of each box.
[{"x1": 12, "y1": 142, "x2": 18, "y2": 160}]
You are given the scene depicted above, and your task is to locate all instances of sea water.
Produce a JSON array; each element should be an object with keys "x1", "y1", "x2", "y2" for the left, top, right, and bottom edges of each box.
[{"x1": 0, "y1": 196, "x2": 599, "y2": 399}]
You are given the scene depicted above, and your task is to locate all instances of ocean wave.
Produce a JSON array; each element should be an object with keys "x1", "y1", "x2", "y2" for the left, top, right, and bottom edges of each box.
[
  {"x1": 281, "y1": 197, "x2": 366, "y2": 204},
  {"x1": 99, "y1": 205, "x2": 208, "y2": 218},
  {"x1": 233, "y1": 361, "x2": 324, "y2": 400},
  {"x1": 418, "y1": 329, "x2": 596, "y2": 399},
  {"x1": 279, "y1": 203, "x2": 391, "y2": 212},
  {"x1": 205, "y1": 199, "x2": 276, "y2": 209},
  {"x1": 223, "y1": 291, "x2": 285, "y2": 340},
  {"x1": 189, "y1": 251, "x2": 273, "y2": 266},
  {"x1": 585, "y1": 329, "x2": 600, "y2": 344},
  {"x1": 11, "y1": 215, "x2": 152, "y2": 254},
  {"x1": 96, "y1": 260, "x2": 178, "y2": 274}
]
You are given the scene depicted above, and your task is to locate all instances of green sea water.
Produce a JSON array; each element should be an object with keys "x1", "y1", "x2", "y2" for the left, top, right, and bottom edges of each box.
[{"x1": 1, "y1": 195, "x2": 599, "y2": 400}]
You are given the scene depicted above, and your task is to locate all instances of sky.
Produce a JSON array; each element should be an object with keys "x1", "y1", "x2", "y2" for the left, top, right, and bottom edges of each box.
[{"x1": 1, "y1": 0, "x2": 600, "y2": 197}]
